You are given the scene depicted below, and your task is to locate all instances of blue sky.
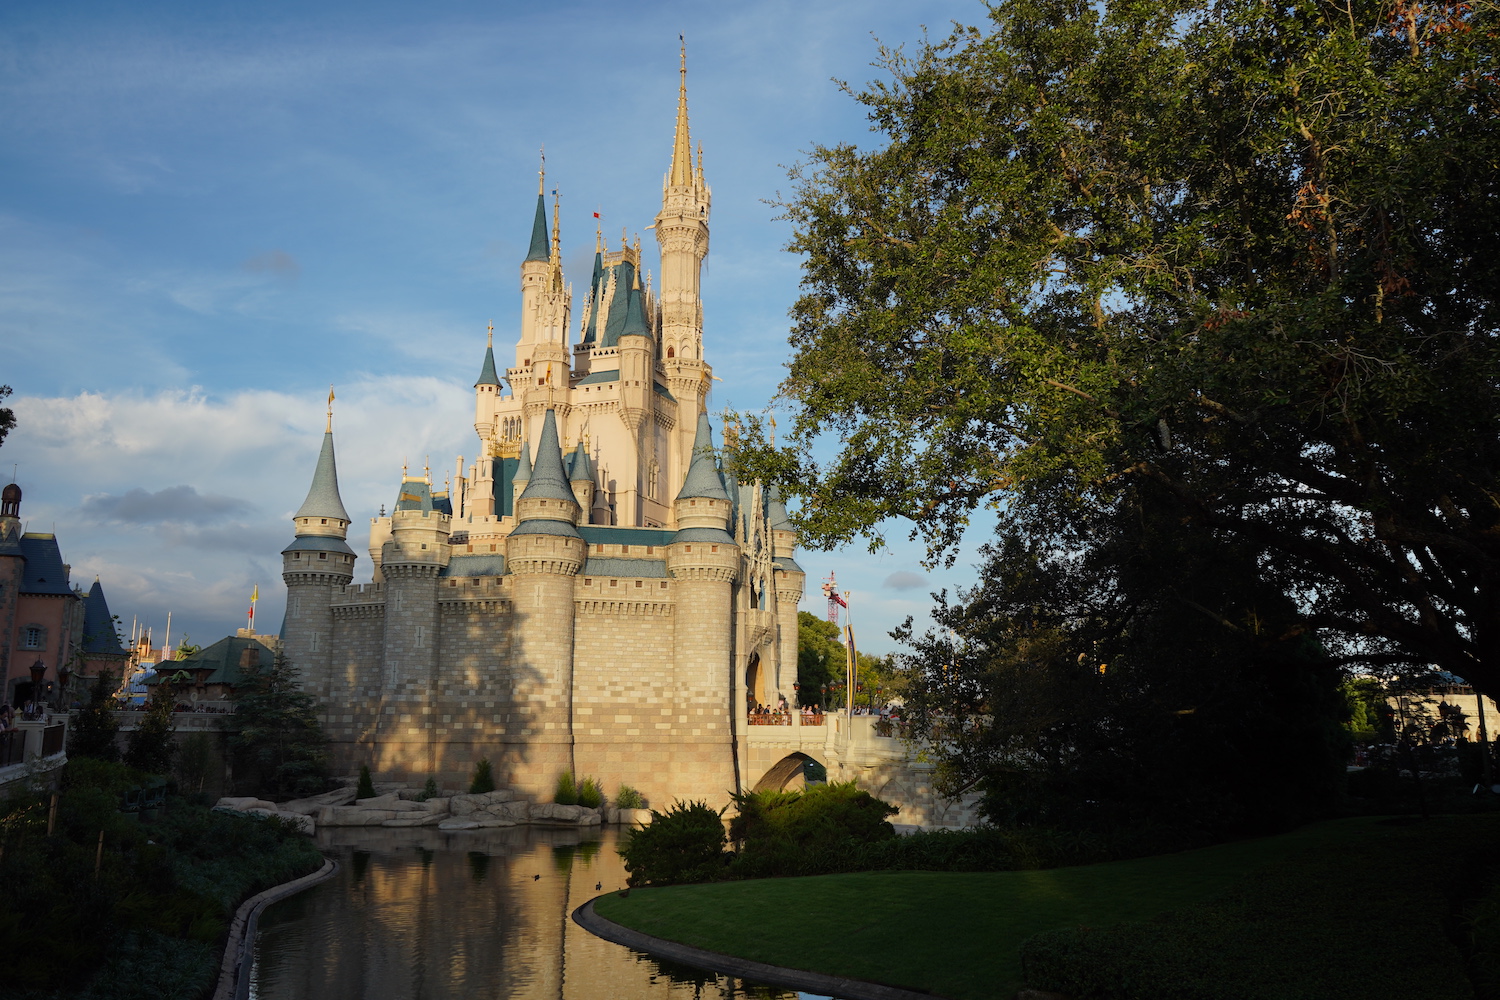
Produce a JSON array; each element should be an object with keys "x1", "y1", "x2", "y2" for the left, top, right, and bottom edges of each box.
[{"x1": 1, "y1": 0, "x2": 991, "y2": 655}]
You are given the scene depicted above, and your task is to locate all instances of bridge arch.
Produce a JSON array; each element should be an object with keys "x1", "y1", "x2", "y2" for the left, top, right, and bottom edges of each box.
[{"x1": 752, "y1": 752, "x2": 827, "y2": 792}]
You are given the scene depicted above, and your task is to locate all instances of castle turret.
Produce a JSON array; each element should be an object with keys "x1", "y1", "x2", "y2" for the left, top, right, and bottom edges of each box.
[
  {"x1": 766, "y1": 485, "x2": 804, "y2": 709},
  {"x1": 378, "y1": 471, "x2": 450, "y2": 711},
  {"x1": 504, "y1": 409, "x2": 583, "y2": 794},
  {"x1": 568, "y1": 440, "x2": 596, "y2": 516},
  {"x1": 515, "y1": 169, "x2": 551, "y2": 370},
  {"x1": 666, "y1": 413, "x2": 740, "y2": 799},
  {"x1": 281, "y1": 408, "x2": 356, "y2": 704}
]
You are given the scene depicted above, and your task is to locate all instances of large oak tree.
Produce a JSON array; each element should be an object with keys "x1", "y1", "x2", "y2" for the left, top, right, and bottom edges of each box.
[{"x1": 743, "y1": 0, "x2": 1500, "y2": 695}]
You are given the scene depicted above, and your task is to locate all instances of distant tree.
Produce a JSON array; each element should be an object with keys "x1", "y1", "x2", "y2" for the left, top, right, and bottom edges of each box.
[
  {"x1": 797, "y1": 611, "x2": 844, "y2": 707},
  {"x1": 226, "y1": 652, "x2": 328, "y2": 799},
  {"x1": 123, "y1": 686, "x2": 176, "y2": 775},
  {"x1": 1343, "y1": 677, "x2": 1395, "y2": 745},
  {"x1": 469, "y1": 757, "x2": 495, "y2": 794},
  {"x1": 0, "y1": 386, "x2": 14, "y2": 450},
  {"x1": 66, "y1": 670, "x2": 120, "y2": 763},
  {"x1": 355, "y1": 764, "x2": 375, "y2": 799}
]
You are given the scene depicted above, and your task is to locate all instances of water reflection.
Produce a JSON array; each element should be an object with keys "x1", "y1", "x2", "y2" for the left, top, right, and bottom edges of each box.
[{"x1": 249, "y1": 825, "x2": 812, "y2": 1000}]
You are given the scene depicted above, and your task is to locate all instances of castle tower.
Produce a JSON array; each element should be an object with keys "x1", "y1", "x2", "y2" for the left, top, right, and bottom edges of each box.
[
  {"x1": 568, "y1": 440, "x2": 597, "y2": 516},
  {"x1": 504, "y1": 409, "x2": 584, "y2": 794},
  {"x1": 514, "y1": 168, "x2": 552, "y2": 371},
  {"x1": 766, "y1": 485, "x2": 804, "y2": 707},
  {"x1": 656, "y1": 44, "x2": 713, "y2": 491},
  {"x1": 469, "y1": 323, "x2": 503, "y2": 518},
  {"x1": 665, "y1": 413, "x2": 741, "y2": 799},
  {"x1": 281, "y1": 404, "x2": 356, "y2": 705},
  {"x1": 378, "y1": 468, "x2": 450, "y2": 745}
]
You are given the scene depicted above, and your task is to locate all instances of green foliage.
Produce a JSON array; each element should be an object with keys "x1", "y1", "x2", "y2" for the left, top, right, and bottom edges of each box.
[
  {"x1": 226, "y1": 651, "x2": 328, "y2": 799},
  {"x1": 68, "y1": 670, "x2": 121, "y2": 763},
  {"x1": 172, "y1": 732, "x2": 216, "y2": 798},
  {"x1": 0, "y1": 771, "x2": 320, "y2": 995},
  {"x1": 1343, "y1": 676, "x2": 1394, "y2": 744},
  {"x1": 797, "y1": 611, "x2": 843, "y2": 707},
  {"x1": 469, "y1": 757, "x2": 495, "y2": 794},
  {"x1": 738, "y1": 0, "x2": 1500, "y2": 698},
  {"x1": 619, "y1": 800, "x2": 729, "y2": 887},
  {"x1": 124, "y1": 686, "x2": 176, "y2": 776},
  {"x1": 554, "y1": 770, "x2": 578, "y2": 805},
  {"x1": 417, "y1": 776, "x2": 439, "y2": 802},
  {"x1": 577, "y1": 775, "x2": 604, "y2": 809},
  {"x1": 614, "y1": 784, "x2": 646, "y2": 809},
  {"x1": 355, "y1": 764, "x2": 375, "y2": 799},
  {"x1": 0, "y1": 385, "x2": 14, "y2": 450},
  {"x1": 728, "y1": 783, "x2": 897, "y2": 878}
]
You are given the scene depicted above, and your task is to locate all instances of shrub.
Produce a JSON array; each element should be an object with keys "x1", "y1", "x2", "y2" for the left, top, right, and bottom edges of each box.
[
  {"x1": 615, "y1": 784, "x2": 647, "y2": 809},
  {"x1": 356, "y1": 765, "x2": 375, "y2": 799},
  {"x1": 417, "y1": 776, "x2": 439, "y2": 802},
  {"x1": 469, "y1": 758, "x2": 495, "y2": 794},
  {"x1": 577, "y1": 776, "x2": 604, "y2": 809},
  {"x1": 67, "y1": 670, "x2": 121, "y2": 763},
  {"x1": 554, "y1": 770, "x2": 579, "y2": 805},
  {"x1": 125, "y1": 685, "x2": 177, "y2": 775},
  {"x1": 619, "y1": 800, "x2": 729, "y2": 886},
  {"x1": 731, "y1": 781, "x2": 897, "y2": 851}
]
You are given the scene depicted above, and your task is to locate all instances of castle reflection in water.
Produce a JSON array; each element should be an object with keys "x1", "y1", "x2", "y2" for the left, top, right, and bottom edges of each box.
[{"x1": 250, "y1": 825, "x2": 806, "y2": 1000}]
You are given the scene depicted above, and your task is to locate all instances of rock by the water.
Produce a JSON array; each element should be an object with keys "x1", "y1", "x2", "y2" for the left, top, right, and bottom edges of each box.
[{"x1": 438, "y1": 818, "x2": 481, "y2": 831}]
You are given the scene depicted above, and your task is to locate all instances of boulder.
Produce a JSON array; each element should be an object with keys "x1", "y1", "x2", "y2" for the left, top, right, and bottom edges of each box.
[
  {"x1": 473, "y1": 817, "x2": 518, "y2": 828},
  {"x1": 321, "y1": 806, "x2": 404, "y2": 826},
  {"x1": 279, "y1": 787, "x2": 357, "y2": 814},
  {"x1": 419, "y1": 797, "x2": 452, "y2": 814},
  {"x1": 216, "y1": 796, "x2": 277, "y2": 813},
  {"x1": 530, "y1": 802, "x2": 588, "y2": 823},
  {"x1": 382, "y1": 814, "x2": 444, "y2": 828},
  {"x1": 438, "y1": 818, "x2": 481, "y2": 831},
  {"x1": 449, "y1": 790, "x2": 517, "y2": 816},
  {"x1": 620, "y1": 808, "x2": 654, "y2": 827}
]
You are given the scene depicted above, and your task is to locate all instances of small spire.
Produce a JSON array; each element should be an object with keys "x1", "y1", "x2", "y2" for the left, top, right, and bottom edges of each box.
[
  {"x1": 487, "y1": 320, "x2": 493, "y2": 346},
  {"x1": 476, "y1": 324, "x2": 501, "y2": 387},
  {"x1": 550, "y1": 189, "x2": 563, "y2": 289},
  {"x1": 669, "y1": 36, "x2": 693, "y2": 187},
  {"x1": 677, "y1": 413, "x2": 730, "y2": 501},
  {"x1": 326, "y1": 384, "x2": 335, "y2": 433},
  {"x1": 424, "y1": 456, "x2": 431, "y2": 483},
  {"x1": 525, "y1": 156, "x2": 549, "y2": 263},
  {"x1": 538, "y1": 146, "x2": 546, "y2": 195},
  {"x1": 295, "y1": 419, "x2": 351, "y2": 523}
]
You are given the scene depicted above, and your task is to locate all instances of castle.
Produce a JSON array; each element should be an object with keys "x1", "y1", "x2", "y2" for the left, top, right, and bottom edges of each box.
[{"x1": 281, "y1": 55, "x2": 805, "y2": 808}]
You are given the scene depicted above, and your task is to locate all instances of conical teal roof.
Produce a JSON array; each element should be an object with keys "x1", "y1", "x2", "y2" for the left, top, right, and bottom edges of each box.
[
  {"x1": 677, "y1": 414, "x2": 730, "y2": 501},
  {"x1": 621, "y1": 279, "x2": 650, "y2": 339},
  {"x1": 295, "y1": 431, "x2": 351, "y2": 521},
  {"x1": 525, "y1": 193, "x2": 549, "y2": 263},
  {"x1": 81, "y1": 579, "x2": 125, "y2": 655},
  {"x1": 767, "y1": 484, "x2": 794, "y2": 531},
  {"x1": 519, "y1": 410, "x2": 576, "y2": 503},
  {"x1": 476, "y1": 343, "x2": 500, "y2": 387},
  {"x1": 569, "y1": 441, "x2": 595, "y2": 483},
  {"x1": 514, "y1": 441, "x2": 531, "y2": 483}
]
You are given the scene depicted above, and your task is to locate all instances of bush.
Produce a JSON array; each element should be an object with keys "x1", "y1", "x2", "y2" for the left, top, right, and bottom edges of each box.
[
  {"x1": 469, "y1": 758, "x2": 495, "y2": 794},
  {"x1": 68, "y1": 670, "x2": 121, "y2": 763},
  {"x1": 619, "y1": 800, "x2": 729, "y2": 887},
  {"x1": 731, "y1": 781, "x2": 896, "y2": 855},
  {"x1": 125, "y1": 686, "x2": 177, "y2": 776},
  {"x1": 554, "y1": 771, "x2": 578, "y2": 805},
  {"x1": 356, "y1": 765, "x2": 375, "y2": 799},
  {"x1": 615, "y1": 785, "x2": 647, "y2": 809},
  {"x1": 577, "y1": 776, "x2": 604, "y2": 809},
  {"x1": 417, "y1": 777, "x2": 439, "y2": 802}
]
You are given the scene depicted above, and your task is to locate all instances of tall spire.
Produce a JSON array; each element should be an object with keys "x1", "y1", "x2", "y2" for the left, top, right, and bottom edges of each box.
[
  {"x1": 526, "y1": 150, "x2": 549, "y2": 263},
  {"x1": 677, "y1": 413, "x2": 730, "y2": 501},
  {"x1": 295, "y1": 423, "x2": 351, "y2": 522},
  {"x1": 549, "y1": 189, "x2": 563, "y2": 288},
  {"x1": 519, "y1": 410, "x2": 576, "y2": 504},
  {"x1": 669, "y1": 37, "x2": 693, "y2": 188},
  {"x1": 476, "y1": 321, "x2": 500, "y2": 386}
]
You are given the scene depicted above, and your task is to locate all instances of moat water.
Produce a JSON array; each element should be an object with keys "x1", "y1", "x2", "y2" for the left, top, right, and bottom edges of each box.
[{"x1": 249, "y1": 825, "x2": 832, "y2": 1000}]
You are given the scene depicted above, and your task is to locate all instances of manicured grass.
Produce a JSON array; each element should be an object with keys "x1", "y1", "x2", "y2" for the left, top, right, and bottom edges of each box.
[{"x1": 593, "y1": 816, "x2": 1491, "y2": 1000}]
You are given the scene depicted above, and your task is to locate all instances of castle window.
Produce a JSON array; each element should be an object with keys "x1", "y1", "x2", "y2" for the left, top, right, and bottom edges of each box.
[
  {"x1": 472, "y1": 578, "x2": 479, "y2": 586},
  {"x1": 635, "y1": 580, "x2": 643, "y2": 588},
  {"x1": 536, "y1": 538, "x2": 543, "y2": 545},
  {"x1": 294, "y1": 553, "x2": 301, "y2": 560},
  {"x1": 490, "y1": 544, "x2": 496, "y2": 552},
  {"x1": 467, "y1": 545, "x2": 473, "y2": 552},
  {"x1": 711, "y1": 545, "x2": 719, "y2": 553},
  {"x1": 621, "y1": 545, "x2": 629, "y2": 554},
  {"x1": 415, "y1": 626, "x2": 425, "y2": 647},
  {"x1": 319, "y1": 552, "x2": 327, "y2": 560},
  {"x1": 22, "y1": 626, "x2": 44, "y2": 650},
  {"x1": 610, "y1": 580, "x2": 618, "y2": 587},
  {"x1": 667, "y1": 346, "x2": 675, "y2": 358},
  {"x1": 321, "y1": 518, "x2": 327, "y2": 524},
  {"x1": 421, "y1": 543, "x2": 427, "y2": 550},
  {"x1": 646, "y1": 546, "x2": 654, "y2": 554},
  {"x1": 660, "y1": 581, "x2": 668, "y2": 589},
  {"x1": 596, "y1": 544, "x2": 604, "y2": 553},
  {"x1": 684, "y1": 545, "x2": 692, "y2": 553},
  {"x1": 690, "y1": 500, "x2": 697, "y2": 507},
  {"x1": 584, "y1": 579, "x2": 592, "y2": 586}
]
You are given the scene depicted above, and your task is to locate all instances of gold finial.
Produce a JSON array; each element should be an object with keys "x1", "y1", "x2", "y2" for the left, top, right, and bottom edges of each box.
[
  {"x1": 595, "y1": 215, "x2": 603, "y2": 252},
  {"x1": 550, "y1": 188, "x2": 563, "y2": 287},
  {"x1": 621, "y1": 227, "x2": 628, "y2": 249},
  {"x1": 424, "y1": 455, "x2": 431, "y2": 483},
  {"x1": 326, "y1": 384, "x2": 335, "y2": 432},
  {"x1": 538, "y1": 146, "x2": 546, "y2": 196},
  {"x1": 486, "y1": 320, "x2": 493, "y2": 346},
  {"x1": 402, "y1": 459, "x2": 409, "y2": 479}
]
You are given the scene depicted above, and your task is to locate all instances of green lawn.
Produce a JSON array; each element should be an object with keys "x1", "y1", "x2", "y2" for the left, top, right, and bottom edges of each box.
[{"x1": 594, "y1": 815, "x2": 1493, "y2": 1000}]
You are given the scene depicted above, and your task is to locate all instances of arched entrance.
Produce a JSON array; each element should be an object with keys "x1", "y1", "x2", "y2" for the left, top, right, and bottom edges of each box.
[
  {"x1": 745, "y1": 654, "x2": 765, "y2": 710},
  {"x1": 753, "y1": 752, "x2": 826, "y2": 792}
]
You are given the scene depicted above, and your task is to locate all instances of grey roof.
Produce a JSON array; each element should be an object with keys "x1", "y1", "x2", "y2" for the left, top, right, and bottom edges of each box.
[
  {"x1": 476, "y1": 343, "x2": 501, "y2": 387},
  {"x1": 281, "y1": 535, "x2": 357, "y2": 556},
  {"x1": 395, "y1": 478, "x2": 435, "y2": 512},
  {"x1": 519, "y1": 410, "x2": 577, "y2": 504},
  {"x1": 581, "y1": 251, "x2": 605, "y2": 345},
  {"x1": 441, "y1": 554, "x2": 508, "y2": 577},
  {"x1": 621, "y1": 280, "x2": 650, "y2": 340},
  {"x1": 676, "y1": 414, "x2": 730, "y2": 501},
  {"x1": 579, "y1": 526, "x2": 675, "y2": 547},
  {"x1": 673, "y1": 525, "x2": 736, "y2": 545},
  {"x1": 81, "y1": 580, "x2": 126, "y2": 655},
  {"x1": 583, "y1": 557, "x2": 667, "y2": 578},
  {"x1": 0, "y1": 529, "x2": 22, "y2": 558},
  {"x1": 526, "y1": 193, "x2": 549, "y2": 263},
  {"x1": 295, "y1": 431, "x2": 351, "y2": 522},
  {"x1": 19, "y1": 534, "x2": 70, "y2": 595},
  {"x1": 514, "y1": 442, "x2": 532, "y2": 483},
  {"x1": 146, "y1": 635, "x2": 271, "y2": 689},
  {"x1": 767, "y1": 485, "x2": 794, "y2": 531},
  {"x1": 577, "y1": 369, "x2": 619, "y2": 386},
  {"x1": 569, "y1": 441, "x2": 595, "y2": 483},
  {"x1": 774, "y1": 556, "x2": 805, "y2": 575},
  {"x1": 509, "y1": 518, "x2": 580, "y2": 538}
]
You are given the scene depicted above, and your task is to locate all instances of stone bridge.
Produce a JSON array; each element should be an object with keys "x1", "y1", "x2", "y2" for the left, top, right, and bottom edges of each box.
[{"x1": 743, "y1": 712, "x2": 983, "y2": 829}]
